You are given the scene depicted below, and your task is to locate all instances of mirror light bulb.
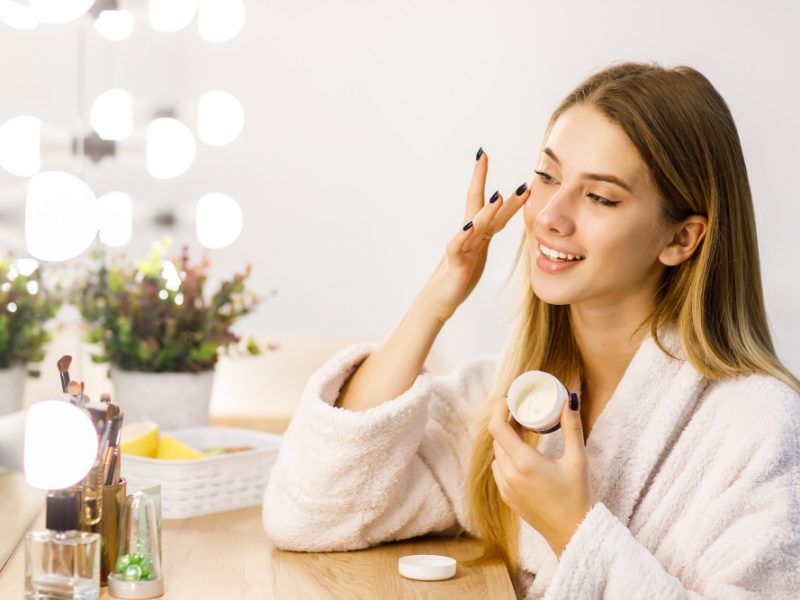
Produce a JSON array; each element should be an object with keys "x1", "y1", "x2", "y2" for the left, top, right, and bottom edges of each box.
[
  {"x1": 93, "y1": 9, "x2": 134, "y2": 41},
  {"x1": 197, "y1": 0, "x2": 244, "y2": 43},
  {"x1": 149, "y1": 0, "x2": 197, "y2": 33},
  {"x1": 196, "y1": 193, "x2": 243, "y2": 249},
  {"x1": 26, "y1": 171, "x2": 99, "y2": 262},
  {"x1": 90, "y1": 88, "x2": 133, "y2": 141},
  {"x1": 24, "y1": 399, "x2": 98, "y2": 490},
  {"x1": 0, "y1": 0, "x2": 39, "y2": 30},
  {"x1": 0, "y1": 116, "x2": 41, "y2": 177},
  {"x1": 30, "y1": 0, "x2": 95, "y2": 24},
  {"x1": 197, "y1": 90, "x2": 244, "y2": 146},
  {"x1": 146, "y1": 118, "x2": 196, "y2": 179},
  {"x1": 98, "y1": 191, "x2": 133, "y2": 247}
]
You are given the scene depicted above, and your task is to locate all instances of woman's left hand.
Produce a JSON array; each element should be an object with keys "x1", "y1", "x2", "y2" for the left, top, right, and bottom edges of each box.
[{"x1": 488, "y1": 394, "x2": 594, "y2": 558}]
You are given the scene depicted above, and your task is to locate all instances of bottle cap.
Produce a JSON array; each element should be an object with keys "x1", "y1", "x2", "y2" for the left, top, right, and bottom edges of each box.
[
  {"x1": 398, "y1": 554, "x2": 456, "y2": 581},
  {"x1": 45, "y1": 491, "x2": 80, "y2": 532}
]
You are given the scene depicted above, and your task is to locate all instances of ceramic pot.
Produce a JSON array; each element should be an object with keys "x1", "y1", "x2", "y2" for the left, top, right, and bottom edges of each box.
[
  {"x1": 110, "y1": 369, "x2": 214, "y2": 430},
  {"x1": 0, "y1": 365, "x2": 26, "y2": 416}
]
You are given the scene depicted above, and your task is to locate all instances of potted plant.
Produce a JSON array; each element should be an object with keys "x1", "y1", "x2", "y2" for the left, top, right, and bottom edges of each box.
[
  {"x1": 0, "y1": 257, "x2": 60, "y2": 415},
  {"x1": 75, "y1": 239, "x2": 264, "y2": 429}
]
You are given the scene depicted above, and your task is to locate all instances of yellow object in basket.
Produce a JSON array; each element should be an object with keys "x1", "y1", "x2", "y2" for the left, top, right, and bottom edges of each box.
[
  {"x1": 119, "y1": 422, "x2": 159, "y2": 458},
  {"x1": 156, "y1": 434, "x2": 205, "y2": 460}
]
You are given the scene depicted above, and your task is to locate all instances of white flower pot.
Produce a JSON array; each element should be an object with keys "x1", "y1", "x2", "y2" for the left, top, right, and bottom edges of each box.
[
  {"x1": 110, "y1": 369, "x2": 214, "y2": 430},
  {"x1": 0, "y1": 365, "x2": 26, "y2": 416}
]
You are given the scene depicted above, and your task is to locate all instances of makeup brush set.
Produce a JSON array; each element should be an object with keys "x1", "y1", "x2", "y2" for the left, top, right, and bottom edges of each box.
[{"x1": 57, "y1": 354, "x2": 125, "y2": 521}]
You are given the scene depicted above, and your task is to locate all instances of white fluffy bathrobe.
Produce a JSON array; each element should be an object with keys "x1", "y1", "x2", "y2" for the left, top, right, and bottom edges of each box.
[{"x1": 263, "y1": 330, "x2": 800, "y2": 599}]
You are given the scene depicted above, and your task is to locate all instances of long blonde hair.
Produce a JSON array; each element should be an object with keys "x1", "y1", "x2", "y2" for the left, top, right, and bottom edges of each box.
[{"x1": 465, "y1": 62, "x2": 800, "y2": 571}]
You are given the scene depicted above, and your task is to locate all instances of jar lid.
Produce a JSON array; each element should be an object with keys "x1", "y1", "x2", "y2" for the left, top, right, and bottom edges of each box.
[{"x1": 398, "y1": 554, "x2": 456, "y2": 581}]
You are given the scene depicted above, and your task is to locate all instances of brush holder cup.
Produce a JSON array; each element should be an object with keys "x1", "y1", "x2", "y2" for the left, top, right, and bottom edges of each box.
[{"x1": 79, "y1": 477, "x2": 126, "y2": 585}]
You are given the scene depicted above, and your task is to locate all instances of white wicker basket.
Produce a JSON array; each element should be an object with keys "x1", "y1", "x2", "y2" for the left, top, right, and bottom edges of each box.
[{"x1": 121, "y1": 427, "x2": 282, "y2": 519}]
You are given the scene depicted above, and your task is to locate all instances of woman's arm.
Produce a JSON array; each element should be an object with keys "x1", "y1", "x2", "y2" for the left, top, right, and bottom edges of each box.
[{"x1": 335, "y1": 150, "x2": 531, "y2": 412}]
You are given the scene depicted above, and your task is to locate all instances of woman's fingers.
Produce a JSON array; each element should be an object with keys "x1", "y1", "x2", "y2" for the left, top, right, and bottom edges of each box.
[
  {"x1": 464, "y1": 148, "x2": 488, "y2": 221},
  {"x1": 461, "y1": 191, "x2": 504, "y2": 252},
  {"x1": 491, "y1": 180, "x2": 531, "y2": 229}
]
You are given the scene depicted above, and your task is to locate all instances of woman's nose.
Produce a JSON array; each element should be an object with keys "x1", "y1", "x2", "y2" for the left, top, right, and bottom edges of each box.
[{"x1": 534, "y1": 189, "x2": 576, "y2": 236}]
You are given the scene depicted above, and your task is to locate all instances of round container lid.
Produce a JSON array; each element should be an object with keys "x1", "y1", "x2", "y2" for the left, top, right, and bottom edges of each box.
[
  {"x1": 107, "y1": 574, "x2": 164, "y2": 599},
  {"x1": 398, "y1": 554, "x2": 456, "y2": 581}
]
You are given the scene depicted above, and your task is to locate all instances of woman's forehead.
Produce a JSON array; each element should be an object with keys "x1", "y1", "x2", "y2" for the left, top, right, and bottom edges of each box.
[{"x1": 542, "y1": 104, "x2": 647, "y2": 191}]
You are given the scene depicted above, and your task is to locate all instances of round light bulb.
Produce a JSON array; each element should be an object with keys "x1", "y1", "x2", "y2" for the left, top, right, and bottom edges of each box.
[
  {"x1": 24, "y1": 399, "x2": 99, "y2": 490},
  {"x1": 98, "y1": 191, "x2": 133, "y2": 247},
  {"x1": 197, "y1": 90, "x2": 244, "y2": 146},
  {"x1": 149, "y1": 0, "x2": 197, "y2": 33},
  {"x1": 196, "y1": 193, "x2": 243, "y2": 249},
  {"x1": 146, "y1": 118, "x2": 196, "y2": 179},
  {"x1": 197, "y1": 0, "x2": 244, "y2": 43},
  {"x1": 0, "y1": 115, "x2": 41, "y2": 177},
  {"x1": 0, "y1": 0, "x2": 39, "y2": 30},
  {"x1": 25, "y1": 171, "x2": 99, "y2": 262},
  {"x1": 90, "y1": 88, "x2": 133, "y2": 141},
  {"x1": 30, "y1": 0, "x2": 95, "y2": 24},
  {"x1": 93, "y1": 9, "x2": 134, "y2": 41}
]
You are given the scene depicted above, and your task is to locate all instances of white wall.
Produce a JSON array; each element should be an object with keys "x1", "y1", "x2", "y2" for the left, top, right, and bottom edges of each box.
[{"x1": 1, "y1": 0, "x2": 798, "y2": 377}]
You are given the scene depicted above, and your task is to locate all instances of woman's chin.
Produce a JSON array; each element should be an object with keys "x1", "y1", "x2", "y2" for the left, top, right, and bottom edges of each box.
[{"x1": 529, "y1": 279, "x2": 577, "y2": 306}]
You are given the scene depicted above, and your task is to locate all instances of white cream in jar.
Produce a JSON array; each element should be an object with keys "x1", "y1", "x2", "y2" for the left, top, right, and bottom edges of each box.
[{"x1": 506, "y1": 370, "x2": 570, "y2": 433}]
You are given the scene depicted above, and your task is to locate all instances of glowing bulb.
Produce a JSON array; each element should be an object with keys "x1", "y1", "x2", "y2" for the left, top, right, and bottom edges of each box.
[
  {"x1": 196, "y1": 193, "x2": 242, "y2": 249},
  {"x1": 161, "y1": 260, "x2": 181, "y2": 291},
  {"x1": 98, "y1": 191, "x2": 132, "y2": 247},
  {"x1": 7, "y1": 302, "x2": 17, "y2": 313},
  {"x1": 14, "y1": 258, "x2": 39, "y2": 277},
  {"x1": 197, "y1": 0, "x2": 244, "y2": 43},
  {"x1": 197, "y1": 90, "x2": 244, "y2": 146},
  {"x1": 0, "y1": 0, "x2": 39, "y2": 30},
  {"x1": 146, "y1": 118, "x2": 196, "y2": 179},
  {"x1": 25, "y1": 281, "x2": 38, "y2": 294},
  {"x1": 24, "y1": 398, "x2": 98, "y2": 490},
  {"x1": 149, "y1": 0, "x2": 196, "y2": 33},
  {"x1": 90, "y1": 89, "x2": 133, "y2": 141},
  {"x1": 25, "y1": 171, "x2": 98, "y2": 262},
  {"x1": 94, "y1": 9, "x2": 134, "y2": 41},
  {"x1": 30, "y1": 0, "x2": 95, "y2": 24},
  {"x1": 0, "y1": 116, "x2": 41, "y2": 177}
]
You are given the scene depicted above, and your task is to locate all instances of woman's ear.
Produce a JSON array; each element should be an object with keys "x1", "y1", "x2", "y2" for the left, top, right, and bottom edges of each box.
[{"x1": 658, "y1": 215, "x2": 708, "y2": 267}]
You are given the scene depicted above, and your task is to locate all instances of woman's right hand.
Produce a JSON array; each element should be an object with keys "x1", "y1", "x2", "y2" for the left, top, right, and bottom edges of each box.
[{"x1": 421, "y1": 148, "x2": 532, "y2": 323}]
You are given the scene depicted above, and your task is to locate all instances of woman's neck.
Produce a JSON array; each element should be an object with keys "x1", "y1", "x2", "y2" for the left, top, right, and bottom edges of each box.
[{"x1": 569, "y1": 295, "x2": 654, "y2": 410}]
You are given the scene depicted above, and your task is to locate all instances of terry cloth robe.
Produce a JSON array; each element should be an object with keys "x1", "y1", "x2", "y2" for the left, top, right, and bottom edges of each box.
[{"x1": 262, "y1": 329, "x2": 800, "y2": 599}]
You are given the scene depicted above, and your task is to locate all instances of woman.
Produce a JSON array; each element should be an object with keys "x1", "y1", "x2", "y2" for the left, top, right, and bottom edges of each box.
[{"x1": 263, "y1": 62, "x2": 800, "y2": 598}]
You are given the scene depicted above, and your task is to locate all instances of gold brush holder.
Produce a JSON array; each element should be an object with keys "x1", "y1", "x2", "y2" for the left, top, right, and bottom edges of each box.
[{"x1": 79, "y1": 477, "x2": 127, "y2": 585}]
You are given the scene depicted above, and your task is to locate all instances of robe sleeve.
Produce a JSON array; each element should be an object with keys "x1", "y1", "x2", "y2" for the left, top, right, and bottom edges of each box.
[
  {"x1": 262, "y1": 342, "x2": 496, "y2": 552},
  {"x1": 543, "y1": 390, "x2": 800, "y2": 600}
]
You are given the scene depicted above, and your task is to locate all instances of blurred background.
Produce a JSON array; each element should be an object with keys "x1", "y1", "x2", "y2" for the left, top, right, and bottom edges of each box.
[{"x1": 1, "y1": 0, "x2": 798, "y2": 423}]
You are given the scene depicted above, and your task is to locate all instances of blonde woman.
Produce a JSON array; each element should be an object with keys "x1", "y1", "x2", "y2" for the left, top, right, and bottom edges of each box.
[{"x1": 263, "y1": 63, "x2": 800, "y2": 598}]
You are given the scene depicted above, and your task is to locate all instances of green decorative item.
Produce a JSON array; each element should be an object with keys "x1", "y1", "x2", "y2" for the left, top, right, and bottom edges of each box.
[
  {"x1": 74, "y1": 239, "x2": 270, "y2": 428},
  {"x1": 0, "y1": 257, "x2": 60, "y2": 415},
  {"x1": 76, "y1": 238, "x2": 262, "y2": 373}
]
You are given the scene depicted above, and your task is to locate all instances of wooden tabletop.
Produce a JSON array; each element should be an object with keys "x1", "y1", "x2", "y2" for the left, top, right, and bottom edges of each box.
[{"x1": 0, "y1": 472, "x2": 515, "y2": 598}]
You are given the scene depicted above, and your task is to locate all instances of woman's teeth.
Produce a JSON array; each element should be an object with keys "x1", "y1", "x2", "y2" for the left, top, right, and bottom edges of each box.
[{"x1": 539, "y1": 244, "x2": 585, "y2": 262}]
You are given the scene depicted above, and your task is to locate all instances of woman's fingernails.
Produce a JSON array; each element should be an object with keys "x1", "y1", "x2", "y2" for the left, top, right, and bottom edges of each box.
[
  {"x1": 463, "y1": 221, "x2": 474, "y2": 231},
  {"x1": 570, "y1": 392, "x2": 579, "y2": 412},
  {"x1": 476, "y1": 147, "x2": 484, "y2": 161},
  {"x1": 489, "y1": 191, "x2": 500, "y2": 204},
  {"x1": 516, "y1": 182, "x2": 528, "y2": 196}
]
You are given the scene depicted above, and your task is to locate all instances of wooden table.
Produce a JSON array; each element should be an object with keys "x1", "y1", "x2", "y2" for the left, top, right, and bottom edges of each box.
[{"x1": 0, "y1": 472, "x2": 515, "y2": 598}]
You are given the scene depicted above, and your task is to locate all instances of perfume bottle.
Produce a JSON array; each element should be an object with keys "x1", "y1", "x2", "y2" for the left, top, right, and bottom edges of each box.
[{"x1": 25, "y1": 491, "x2": 101, "y2": 600}]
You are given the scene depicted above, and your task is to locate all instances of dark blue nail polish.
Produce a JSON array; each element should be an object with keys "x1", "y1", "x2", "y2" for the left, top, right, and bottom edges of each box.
[
  {"x1": 463, "y1": 221, "x2": 473, "y2": 231},
  {"x1": 476, "y1": 147, "x2": 483, "y2": 161},
  {"x1": 516, "y1": 182, "x2": 528, "y2": 196},
  {"x1": 570, "y1": 392, "x2": 579, "y2": 411},
  {"x1": 489, "y1": 191, "x2": 500, "y2": 204}
]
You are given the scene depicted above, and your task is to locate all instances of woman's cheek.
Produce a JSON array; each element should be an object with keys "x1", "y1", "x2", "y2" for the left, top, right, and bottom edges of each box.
[{"x1": 523, "y1": 193, "x2": 539, "y2": 230}]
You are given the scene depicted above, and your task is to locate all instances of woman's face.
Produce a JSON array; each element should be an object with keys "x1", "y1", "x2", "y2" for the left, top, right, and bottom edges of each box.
[{"x1": 523, "y1": 104, "x2": 673, "y2": 309}]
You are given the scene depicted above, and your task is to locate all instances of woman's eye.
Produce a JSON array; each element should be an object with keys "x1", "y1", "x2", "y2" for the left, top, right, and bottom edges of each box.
[
  {"x1": 534, "y1": 170, "x2": 556, "y2": 184},
  {"x1": 587, "y1": 193, "x2": 621, "y2": 207}
]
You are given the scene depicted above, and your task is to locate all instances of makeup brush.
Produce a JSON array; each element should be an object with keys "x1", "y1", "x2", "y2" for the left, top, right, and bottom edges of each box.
[{"x1": 57, "y1": 355, "x2": 72, "y2": 393}]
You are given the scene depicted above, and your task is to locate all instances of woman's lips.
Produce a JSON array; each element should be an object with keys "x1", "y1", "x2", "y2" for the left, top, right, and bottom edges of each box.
[{"x1": 535, "y1": 250, "x2": 585, "y2": 274}]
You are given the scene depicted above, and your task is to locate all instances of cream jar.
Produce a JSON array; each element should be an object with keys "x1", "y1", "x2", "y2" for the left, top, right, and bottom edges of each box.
[{"x1": 506, "y1": 371, "x2": 570, "y2": 433}]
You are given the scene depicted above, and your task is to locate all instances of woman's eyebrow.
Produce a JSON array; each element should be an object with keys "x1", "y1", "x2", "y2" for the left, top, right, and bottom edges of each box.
[{"x1": 542, "y1": 146, "x2": 633, "y2": 193}]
